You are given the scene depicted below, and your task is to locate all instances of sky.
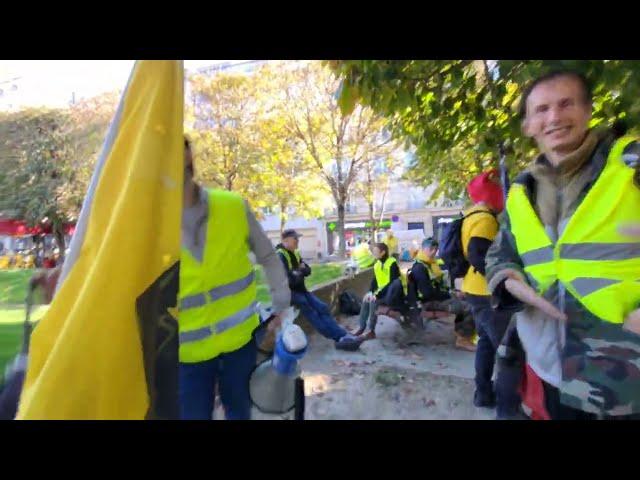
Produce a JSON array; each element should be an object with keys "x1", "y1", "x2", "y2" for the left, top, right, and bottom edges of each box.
[{"x1": 0, "y1": 60, "x2": 241, "y2": 110}]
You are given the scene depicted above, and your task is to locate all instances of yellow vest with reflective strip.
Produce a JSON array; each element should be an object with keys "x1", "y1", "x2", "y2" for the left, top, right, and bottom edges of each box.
[
  {"x1": 277, "y1": 248, "x2": 301, "y2": 271},
  {"x1": 374, "y1": 256, "x2": 397, "y2": 294},
  {"x1": 178, "y1": 189, "x2": 258, "y2": 363},
  {"x1": 506, "y1": 136, "x2": 640, "y2": 325}
]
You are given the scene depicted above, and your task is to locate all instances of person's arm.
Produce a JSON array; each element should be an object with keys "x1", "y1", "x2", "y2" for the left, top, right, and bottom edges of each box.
[
  {"x1": 245, "y1": 202, "x2": 291, "y2": 314},
  {"x1": 299, "y1": 260, "x2": 312, "y2": 277},
  {"x1": 485, "y1": 210, "x2": 528, "y2": 313},
  {"x1": 370, "y1": 276, "x2": 378, "y2": 294},
  {"x1": 467, "y1": 237, "x2": 493, "y2": 275},
  {"x1": 389, "y1": 262, "x2": 401, "y2": 282},
  {"x1": 412, "y1": 263, "x2": 436, "y2": 300},
  {"x1": 466, "y1": 212, "x2": 499, "y2": 276}
]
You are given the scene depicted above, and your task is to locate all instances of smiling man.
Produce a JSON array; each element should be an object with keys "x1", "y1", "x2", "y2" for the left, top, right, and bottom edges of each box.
[{"x1": 485, "y1": 70, "x2": 640, "y2": 420}]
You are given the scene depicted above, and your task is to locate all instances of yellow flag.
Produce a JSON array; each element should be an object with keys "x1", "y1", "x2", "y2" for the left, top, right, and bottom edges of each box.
[{"x1": 17, "y1": 61, "x2": 184, "y2": 420}]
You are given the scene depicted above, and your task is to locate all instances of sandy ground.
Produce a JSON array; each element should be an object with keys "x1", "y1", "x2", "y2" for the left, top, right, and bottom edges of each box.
[{"x1": 223, "y1": 312, "x2": 496, "y2": 420}]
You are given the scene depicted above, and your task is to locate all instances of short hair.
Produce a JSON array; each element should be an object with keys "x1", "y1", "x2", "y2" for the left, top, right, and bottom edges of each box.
[
  {"x1": 422, "y1": 238, "x2": 438, "y2": 249},
  {"x1": 375, "y1": 242, "x2": 389, "y2": 256},
  {"x1": 518, "y1": 69, "x2": 593, "y2": 120}
]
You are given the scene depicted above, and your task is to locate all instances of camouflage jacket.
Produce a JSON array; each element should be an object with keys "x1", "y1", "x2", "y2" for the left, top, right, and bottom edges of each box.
[{"x1": 486, "y1": 129, "x2": 640, "y2": 417}]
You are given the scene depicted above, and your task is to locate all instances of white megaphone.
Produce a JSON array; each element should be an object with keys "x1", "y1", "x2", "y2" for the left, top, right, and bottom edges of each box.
[{"x1": 249, "y1": 307, "x2": 308, "y2": 415}]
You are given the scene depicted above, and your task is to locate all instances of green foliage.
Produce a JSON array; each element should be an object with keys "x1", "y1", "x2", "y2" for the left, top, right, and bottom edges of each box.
[{"x1": 331, "y1": 60, "x2": 640, "y2": 197}]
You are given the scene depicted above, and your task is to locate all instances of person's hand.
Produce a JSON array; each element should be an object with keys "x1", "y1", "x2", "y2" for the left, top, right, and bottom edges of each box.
[
  {"x1": 504, "y1": 278, "x2": 568, "y2": 321},
  {"x1": 267, "y1": 313, "x2": 282, "y2": 333},
  {"x1": 623, "y1": 308, "x2": 640, "y2": 335}
]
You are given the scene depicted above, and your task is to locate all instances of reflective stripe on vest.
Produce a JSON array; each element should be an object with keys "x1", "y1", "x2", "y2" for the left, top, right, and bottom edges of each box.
[
  {"x1": 277, "y1": 248, "x2": 301, "y2": 271},
  {"x1": 178, "y1": 189, "x2": 258, "y2": 363},
  {"x1": 374, "y1": 256, "x2": 397, "y2": 294},
  {"x1": 506, "y1": 136, "x2": 640, "y2": 324}
]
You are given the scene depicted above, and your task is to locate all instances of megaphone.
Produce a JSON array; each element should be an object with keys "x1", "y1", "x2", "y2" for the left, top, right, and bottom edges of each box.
[{"x1": 249, "y1": 307, "x2": 308, "y2": 415}]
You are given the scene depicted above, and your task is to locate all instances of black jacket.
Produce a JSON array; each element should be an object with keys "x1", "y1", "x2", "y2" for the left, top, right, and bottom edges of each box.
[
  {"x1": 276, "y1": 244, "x2": 311, "y2": 293},
  {"x1": 407, "y1": 261, "x2": 449, "y2": 302},
  {"x1": 370, "y1": 255, "x2": 401, "y2": 299}
]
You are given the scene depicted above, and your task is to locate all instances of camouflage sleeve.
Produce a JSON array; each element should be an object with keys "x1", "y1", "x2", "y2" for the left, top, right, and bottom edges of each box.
[{"x1": 485, "y1": 211, "x2": 528, "y2": 312}]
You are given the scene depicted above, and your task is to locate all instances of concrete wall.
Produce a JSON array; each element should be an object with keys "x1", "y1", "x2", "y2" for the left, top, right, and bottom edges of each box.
[{"x1": 294, "y1": 268, "x2": 373, "y2": 336}]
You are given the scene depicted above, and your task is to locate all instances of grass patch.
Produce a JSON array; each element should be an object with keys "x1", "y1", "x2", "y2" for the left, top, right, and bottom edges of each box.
[
  {"x1": 255, "y1": 262, "x2": 344, "y2": 304},
  {"x1": 0, "y1": 270, "x2": 34, "y2": 305},
  {"x1": 0, "y1": 262, "x2": 344, "y2": 374}
]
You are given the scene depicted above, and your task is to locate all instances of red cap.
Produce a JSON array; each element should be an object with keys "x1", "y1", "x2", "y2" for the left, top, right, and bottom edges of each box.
[{"x1": 466, "y1": 169, "x2": 504, "y2": 213}]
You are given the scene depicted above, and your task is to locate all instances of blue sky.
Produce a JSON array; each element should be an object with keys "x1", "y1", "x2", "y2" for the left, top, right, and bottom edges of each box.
[{"x1": 0, "y1": 60, "x2": 241, "y2": 110}]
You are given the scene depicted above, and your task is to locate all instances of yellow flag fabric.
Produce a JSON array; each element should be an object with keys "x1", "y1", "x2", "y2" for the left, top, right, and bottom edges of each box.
[{"x1": 17, "y1": 61, "x2": 184, "y2": 420}]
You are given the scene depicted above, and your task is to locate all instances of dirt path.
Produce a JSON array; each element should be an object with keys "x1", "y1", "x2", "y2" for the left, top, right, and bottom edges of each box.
[{"x1": 248, "y1": 313, "x2": 495, "y2": 420}]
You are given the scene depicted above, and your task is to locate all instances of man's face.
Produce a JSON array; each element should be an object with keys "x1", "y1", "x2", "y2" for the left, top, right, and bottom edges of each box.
[
  {"x1": 283, "y1": 236, "x2": 298, "y2": 251},
  {"x1": 523, "y1": 75, "x2": 592, "y2": 160},
  {"x1": 372, "y1": 246, "x2": 383, "y2": 259}
]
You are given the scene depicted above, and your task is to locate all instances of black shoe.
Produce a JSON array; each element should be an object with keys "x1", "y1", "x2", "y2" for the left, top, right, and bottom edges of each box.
[
  {"x1": 408, "y1": 309, "x2": 423, "y2": 330},
  {"x1": 473, "y1": 390, "x2": 497, "y2": 409}
]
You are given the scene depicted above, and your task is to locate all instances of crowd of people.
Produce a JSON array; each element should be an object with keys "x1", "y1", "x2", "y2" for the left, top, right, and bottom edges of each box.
[{"x1": 4, "y1": 67, "x2": 640, "y2": 421}]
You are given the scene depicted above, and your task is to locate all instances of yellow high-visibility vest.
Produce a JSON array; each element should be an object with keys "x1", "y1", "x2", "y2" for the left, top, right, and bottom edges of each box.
[
  {"x1": 179, "y1": 189, "x2": 258, "y2": 363},
  {"x1": 506, "y1": 136, "x2": 640, "y2": 325},
  {"x1": 374, "y1": 256, "x2": 398, "y2": 294}
]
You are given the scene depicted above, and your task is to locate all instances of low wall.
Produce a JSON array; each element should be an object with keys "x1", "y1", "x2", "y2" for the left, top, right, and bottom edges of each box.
[{"x1": 295, "y1": 268, "x2": 373, "y2": 336}]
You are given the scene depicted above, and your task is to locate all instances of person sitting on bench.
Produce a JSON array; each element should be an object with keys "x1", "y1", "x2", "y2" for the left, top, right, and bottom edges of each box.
[
  {"x1": 355, "y1": 243, "x2": 406, "y2": 340},
  {"x1": 406, "y1": 238, "x2": 476, "y2": 351}
]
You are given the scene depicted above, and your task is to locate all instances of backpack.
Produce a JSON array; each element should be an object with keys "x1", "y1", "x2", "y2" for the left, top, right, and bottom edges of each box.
[
  {"x1": 439, "y1": 210, "x2": 497, "y2": 280},
  {"x1": 339, "y1": 290, "x2": 362, "y2": 315}
]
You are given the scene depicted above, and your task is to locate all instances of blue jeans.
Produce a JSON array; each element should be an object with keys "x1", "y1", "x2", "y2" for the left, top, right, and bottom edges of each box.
[
  {"x1": 179, "y1": 339, "x2": 257, "y2": 420},
  {"x1": 291, "y1": 291, "x2": 347, "y2": 341},
  {"x1": 466, "y1": 293, "x2": 519, "y2": 415}
]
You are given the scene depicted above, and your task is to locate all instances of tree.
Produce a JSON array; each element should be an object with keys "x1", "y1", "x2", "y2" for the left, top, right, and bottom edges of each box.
[
  {"x1": 0, "y1": 92, "x2": 118, "y2": 254},
  {"x1": 0, "y1": 108, "x2": 75, "y2": 252},
  {"x1": 267, "y1": 61, "x2": 397, "y2": 258},
  {"x1": 186, "y1": 73, "x2": 269, "y2": 211},
  {"x1": 354, "y1": 150, "x2": 403, "y2": 239},
  {"x1": 256, "y1": 116, "x2": 329, "y2": 233},
  {"x1": 330, "y1": 60, "x2": 640, "y2": 198}
]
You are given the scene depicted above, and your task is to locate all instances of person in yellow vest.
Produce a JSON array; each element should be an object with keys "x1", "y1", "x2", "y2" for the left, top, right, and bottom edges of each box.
[
  {"x1": 461, "y1": 169, "x2": 520, "y2": 418},
  {"x1": 179, "y1": 138, "x2": 291, "y2": 420},
  {"x1": 351, "y1": 240, "x2": 376, "y2": 269},
  {"x1": 355, "y1": 242, "x2": 406, "y2": 340},
  {"x1": 486, "y1": 70, "x2": 640, "y2": 420},
  {"x1": 406, "y1": 238, "x2": 476, "y2": 350},
  {"x1": 276, "y1": 230, "x2": 363, "y2": 351},
  {"x1": 384, "y1": 229, "x2": 400, "y2": 260}
]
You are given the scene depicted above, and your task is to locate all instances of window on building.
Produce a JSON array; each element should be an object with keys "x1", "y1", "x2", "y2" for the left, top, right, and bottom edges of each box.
[{"x1": 408, "y1": 222, "x2": 424, "y2": 232}]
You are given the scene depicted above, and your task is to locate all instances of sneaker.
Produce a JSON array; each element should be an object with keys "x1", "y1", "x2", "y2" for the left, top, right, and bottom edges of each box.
[{"x1": 335, "y1": 334, "x2": 363, "y2": 351}]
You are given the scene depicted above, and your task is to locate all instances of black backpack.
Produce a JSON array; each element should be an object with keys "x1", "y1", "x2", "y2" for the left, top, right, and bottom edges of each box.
[
  {"x1": 339, "y1": 290, "x2": 362, "y2": 315},
  {"x1": 439, "y1": 210, "x2": 497, "y2": 280}
]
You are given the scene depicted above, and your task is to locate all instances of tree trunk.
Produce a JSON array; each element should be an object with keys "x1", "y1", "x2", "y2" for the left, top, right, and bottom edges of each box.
[
  {"x1": 53, "y1": 225, "x2": 66, "y2": 263},
  {"x1": 368, "y1": 200, "x2": 375, "y2": 241},
  {"x1": 280, "y1": 205, "x2": 286, "y2": 235},
  {"x1": 336, "y1": 202, "x2": 346, "y2": 259}
]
